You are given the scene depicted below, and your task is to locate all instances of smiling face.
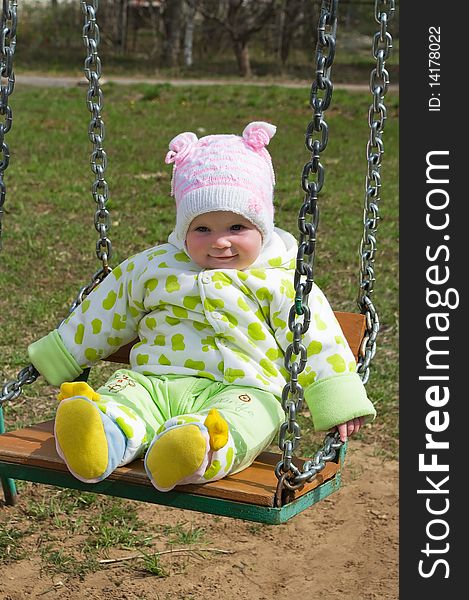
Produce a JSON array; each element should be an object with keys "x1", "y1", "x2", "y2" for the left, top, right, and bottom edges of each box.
[{"x1": 185, "y1": 211, "x2": 263, "y2": 270}]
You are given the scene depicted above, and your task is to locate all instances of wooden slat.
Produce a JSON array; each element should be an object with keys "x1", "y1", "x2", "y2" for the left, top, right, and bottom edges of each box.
[
  {"x1": 334, "y1": 311, "x2": 367, "y2": 362},
  {"x1": 106, "y1": 311, "x2": 366, "y2": 364},
  {"x1": 0, "y1": 420, "x2": 340, "y2": 508}
]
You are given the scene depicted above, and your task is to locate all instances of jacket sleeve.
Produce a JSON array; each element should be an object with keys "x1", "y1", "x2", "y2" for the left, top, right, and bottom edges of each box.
[
  {"x1": 270, "y1": 276, "x2": 376, "y2": 432},
  {"x1": 28, "y1": 251, "x2": 150, "y2": 386}
]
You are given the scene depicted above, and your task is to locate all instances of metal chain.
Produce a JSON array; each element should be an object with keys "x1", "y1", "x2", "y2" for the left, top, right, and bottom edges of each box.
[
  {"x1": 356, "y1": 0, "x2": 395, "y2": 384},
  {"x1": 82, "y1": 0, "x2": 112, "y2": 281},
  {"x1": 66, "y1": 1, "x2": 113, "y2": 313},
  {"x1": 0, "y1": 365, "x2": 39, "y2": 406},
  {"x1": 0, "y1": 3, "x2": 40, "y2": 406},
  {"x1": 275, "y1": 0, "x2": 394, "y2": 498},
  {"x1": 0, "y1": 0, "x2": 16, "y2": 252},
  {"x1": 69, "y1": 266, "x2": 109, "y2": 314},
  {"x1": 275, "y1": 0, "x2": 340, "y2": 496},
  {"x1": 1, "y1": 2, "x2": 115, "y2": 409}
]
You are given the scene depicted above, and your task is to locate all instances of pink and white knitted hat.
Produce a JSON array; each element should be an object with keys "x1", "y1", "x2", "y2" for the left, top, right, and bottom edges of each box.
[{"x1": 165, "y1": 121, "x2": 277, "y2": 243}]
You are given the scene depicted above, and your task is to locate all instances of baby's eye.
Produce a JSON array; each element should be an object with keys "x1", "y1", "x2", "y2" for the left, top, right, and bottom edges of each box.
[
  {"x1": 230, "y1": 224, "x2": 245, "y2": 231},
  {"x1": 195, "y1": 226, "x2": 209, "y2": 232}
]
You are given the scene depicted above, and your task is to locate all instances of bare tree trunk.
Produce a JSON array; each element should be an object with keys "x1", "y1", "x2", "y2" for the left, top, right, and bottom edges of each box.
[
  {"x1": 302, "y1": 0, "x2": 319, "y2": 57},
  {"x1": 279, "y1": 0, "x2": 302, "y2": 68},
  {"x1": 233, "y1": 38, "x2": 252, "y2": 78},
  {"x1": 162, "y1": 0, "x2": 184, "y2": 68},
  {"x1": 184, "y1": 0, "x2": 197, "y2": 67},
  {"x1": 276, "y1": 3, "x2": 285, "y2": 64},
  {"x1": 148, "y1": 2, "x2": 162, "y2": 59},
  {"x1": 116, "y1": 0, "x2": 129, "y2": 54}
]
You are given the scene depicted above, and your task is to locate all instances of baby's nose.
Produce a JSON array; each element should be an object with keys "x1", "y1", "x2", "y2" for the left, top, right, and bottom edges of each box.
[{"x1": 212, "y1": 235, "x2": 231, "y2": 248}]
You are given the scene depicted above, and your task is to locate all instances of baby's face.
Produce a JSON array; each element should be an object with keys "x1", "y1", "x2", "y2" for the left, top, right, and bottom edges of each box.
[{"x1": 185, "y1": 211, "x2": 262, "y2": 270}]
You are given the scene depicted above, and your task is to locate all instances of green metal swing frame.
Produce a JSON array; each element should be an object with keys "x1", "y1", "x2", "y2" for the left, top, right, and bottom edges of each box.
[
  {"x1": 0, "y1": 461, "x2": 344, "y2": 526},
  {"x1": 0, "y1": 419, "x2": 347, "y2": 525}
]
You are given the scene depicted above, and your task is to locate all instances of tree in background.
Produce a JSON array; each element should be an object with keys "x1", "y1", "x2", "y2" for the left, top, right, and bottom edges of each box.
[
  {"x1": 184, "y1": 0, "x2": 197, "y2": 67},
  {"x1": 196, "y1": 0, "x2": 276, "y2": 77},
  {"x1": 19, "y1": 0, "x2": 398, "y2": 78},
  {"x1": 161, "y1": 0, "x2": 183, "y2": 68},
  {"x1": 278, "y1": 0, "x2": 302, "y2": 68},
  {"x1": 277, "y1": 0, "x2": 319, "y2": 70}
]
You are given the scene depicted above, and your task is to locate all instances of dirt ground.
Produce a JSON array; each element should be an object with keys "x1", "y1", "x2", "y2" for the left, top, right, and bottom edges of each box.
[{"x1": 0, "y1": 440, "x2": 398, "y2": 600}]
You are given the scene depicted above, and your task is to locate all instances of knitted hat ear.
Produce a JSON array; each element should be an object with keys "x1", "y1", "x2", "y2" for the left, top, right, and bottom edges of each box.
[
  {"x1": 242, "y1": 121, "x2": 277, "y2": 150},
  {"x1": 165, "y1": 132, "x2": 198, "y2": 165}
]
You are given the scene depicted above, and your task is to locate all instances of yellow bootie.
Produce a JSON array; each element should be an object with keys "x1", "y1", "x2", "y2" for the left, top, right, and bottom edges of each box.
[
  {"x1": 55, "y1": 395, "x2": 126, "y2": 483},
  {"x1": 145, "y1": 424, "x2": 209, "y2": 492},
  {"x1": 144, "y1": 410, "x2": 231, "y2": 492}
]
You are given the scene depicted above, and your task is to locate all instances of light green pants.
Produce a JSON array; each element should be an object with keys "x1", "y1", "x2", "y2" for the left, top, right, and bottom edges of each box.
[{"x1": 95, "y1": 369, "x2": 285, "y2": 474}]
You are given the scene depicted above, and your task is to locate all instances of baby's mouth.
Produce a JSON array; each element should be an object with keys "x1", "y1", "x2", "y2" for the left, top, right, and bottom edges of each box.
[{"x1": 209, "y1": 254, "x2": 237, "y2": 260}]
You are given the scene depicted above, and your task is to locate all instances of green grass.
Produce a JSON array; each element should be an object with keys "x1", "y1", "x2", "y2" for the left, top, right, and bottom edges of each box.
[
  {"x1": 139, "y1": 551, "x2": 169, "y2": 577},
  {"x1": 161, "y1": 522, "x2": 207, "y2": 546},
  {"x1": 0, "y1": 526, "x2": 26, "y2": 562},
  {"x1": 0, "y1": 486, "x2": 159, "y2": 577},
  {"x1": 86, "y1": 499, "x2": 153, "y2": 550},
  {"x1": 0, "y1": 82, "x2": 398, "y2": 574}
]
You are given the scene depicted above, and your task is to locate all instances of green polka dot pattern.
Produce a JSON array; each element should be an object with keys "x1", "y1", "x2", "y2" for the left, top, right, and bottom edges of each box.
[{"x1": 57, "y1": 230, "x2": 359, "y2": 399}]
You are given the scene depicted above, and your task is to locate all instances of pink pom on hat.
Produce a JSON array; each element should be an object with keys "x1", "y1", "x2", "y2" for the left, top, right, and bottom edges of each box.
[{"x1": 165, "y1": 121, "x2": 277, "y2": 244}]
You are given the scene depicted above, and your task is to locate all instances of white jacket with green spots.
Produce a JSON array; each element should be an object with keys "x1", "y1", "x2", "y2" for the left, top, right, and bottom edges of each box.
[{"x1": 28, "y1": 228, "x2": 376, "y2": 431}]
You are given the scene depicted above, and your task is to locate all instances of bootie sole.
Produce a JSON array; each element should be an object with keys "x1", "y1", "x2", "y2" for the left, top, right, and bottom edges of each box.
[
  {"x1": 55, "y1": 396, "x2": 125, "y2": 483},
  {"x1": 145, "y1": 423, "x2": 210, "y2": 492}
]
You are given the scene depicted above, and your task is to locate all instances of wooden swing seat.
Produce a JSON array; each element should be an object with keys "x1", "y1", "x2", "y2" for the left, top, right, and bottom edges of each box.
[{"x1": 0, "y1": 312, "x2": 365, "y2": 524}]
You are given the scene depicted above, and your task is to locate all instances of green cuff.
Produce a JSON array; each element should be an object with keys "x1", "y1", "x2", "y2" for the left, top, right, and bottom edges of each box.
[
  {"x1": 28, "y1": 330, "x2": 83, "y2": 387},
  {"x1": 305, "y1": 372, "x2": 376, "y2": 432}
]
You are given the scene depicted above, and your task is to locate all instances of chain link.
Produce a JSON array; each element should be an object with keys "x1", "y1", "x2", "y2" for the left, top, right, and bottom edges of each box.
[
  {"x1": 0, "y1": 365, "x2": 39, "y2": 406},
  {"x1": 275, "y1": 431, "x2": 343, "y2": 492},
  {"x1": 0, "y1": 0, "x2": 16, "y2": 252},
  {"x1": 69, "y1": 266, "x2": 109, "y2": 314},
  {"x1": 82, "y1": 0, "x2": 112, "y2": 276},
  {"x1": 276, "y1": 0, "x2": 340, "y2": 496},
  {"x1": 356, "y1": 0, "x2": 394, "y2": 384}
]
